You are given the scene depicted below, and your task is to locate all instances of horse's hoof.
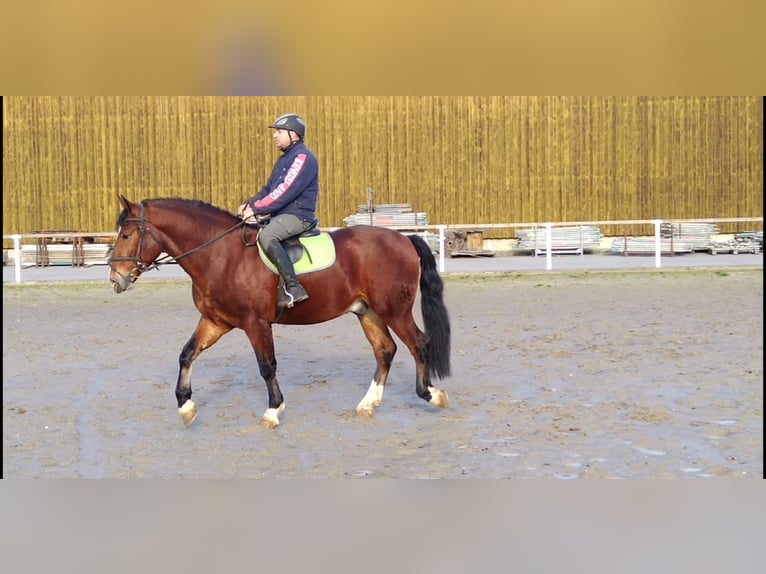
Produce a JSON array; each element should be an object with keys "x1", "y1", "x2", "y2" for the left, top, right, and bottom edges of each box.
[
  {"x1": 356, "y1": 406, "x2": 375, "y2": 418},
  {"x1": 260, "y1": 405, "x2": 284, "y2": 429},
  {"x1": 179, "y1": 400, "x2": 198, "y2": 427},
  {"x1": 259, "y1": 417, "x2": 279, "y2": 429},
  {"x1": 429, "y1": 387, "x2": 449, "y2": 409}
]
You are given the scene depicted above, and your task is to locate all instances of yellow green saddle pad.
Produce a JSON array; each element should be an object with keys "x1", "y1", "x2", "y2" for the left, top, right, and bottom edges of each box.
[{"x1": 257, "y1": 232, "x2": 336, "y2": 275}]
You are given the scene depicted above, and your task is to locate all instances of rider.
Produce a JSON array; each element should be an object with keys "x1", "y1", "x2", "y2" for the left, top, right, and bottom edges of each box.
[{"x1": 238, "y1": 113, "x2": 319, "y2": 308}]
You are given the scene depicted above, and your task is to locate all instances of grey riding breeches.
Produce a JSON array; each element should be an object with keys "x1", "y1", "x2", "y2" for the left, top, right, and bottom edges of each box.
[{"x1": 257, "y1": 213, "x2": 315, "y2": 247}]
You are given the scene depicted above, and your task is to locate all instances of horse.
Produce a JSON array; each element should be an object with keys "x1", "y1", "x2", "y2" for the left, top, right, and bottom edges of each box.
[{"x1": 108, "y1": 195, "x2": 451, "y2": 429}]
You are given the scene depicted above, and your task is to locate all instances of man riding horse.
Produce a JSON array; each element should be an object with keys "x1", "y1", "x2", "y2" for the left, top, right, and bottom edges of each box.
[{"x1": 238, "y1": 113, "x2": 319, "y2": 308}]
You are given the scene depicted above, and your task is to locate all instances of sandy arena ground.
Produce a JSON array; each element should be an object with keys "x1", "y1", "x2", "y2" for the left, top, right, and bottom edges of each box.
[{"x1": 3, "y1": 269, "x2": 762, "y2": 478}]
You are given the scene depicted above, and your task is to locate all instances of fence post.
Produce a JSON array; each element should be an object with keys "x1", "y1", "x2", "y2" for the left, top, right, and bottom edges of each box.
[
  {"x1": 437, "y1": 225, "x2": 446, "y2": 273},
  {"x1": 545, "y1": 222, "x2": 553, "y2": 270},
  {"x1": 654, "y1": 220, "x2": 662, "y2": 268},
  {"x1": 12, "y1": 234, "x2": 21, "y2": 282}
]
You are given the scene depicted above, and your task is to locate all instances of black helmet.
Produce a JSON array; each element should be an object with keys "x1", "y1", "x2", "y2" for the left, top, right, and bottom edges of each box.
[{"x1": 269, "y1": 113, "x2": 306, "y2": 138}]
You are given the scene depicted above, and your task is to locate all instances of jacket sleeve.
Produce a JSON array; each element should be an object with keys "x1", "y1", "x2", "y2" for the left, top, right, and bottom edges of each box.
[
  {"x1": 246, "y1": 167, "x2": 276, "y2": 206},
  {"x1": 252, "y1": 153, "x2": 312, "y2": 214}
]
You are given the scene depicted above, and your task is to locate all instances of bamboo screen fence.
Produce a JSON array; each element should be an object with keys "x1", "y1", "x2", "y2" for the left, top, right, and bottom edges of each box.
[{"x1": 2, "y1": 96, "x2": 763, "y2": 242}]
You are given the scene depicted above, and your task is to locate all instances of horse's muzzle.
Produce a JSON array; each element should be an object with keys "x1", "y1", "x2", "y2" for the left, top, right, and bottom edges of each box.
[{"x1": 109, "y1": 269, "x2": 137, "y2": 293}]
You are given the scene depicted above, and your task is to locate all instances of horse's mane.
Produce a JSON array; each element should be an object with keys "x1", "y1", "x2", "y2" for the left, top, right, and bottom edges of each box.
[{"x1": 117, "y1": 197, "x2": 237, "y2": 228}]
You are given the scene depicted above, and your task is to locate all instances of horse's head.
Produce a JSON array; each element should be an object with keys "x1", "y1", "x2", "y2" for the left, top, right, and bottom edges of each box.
[{"x1": 108, "y1": 195, "x2": 165, "y2": 293}]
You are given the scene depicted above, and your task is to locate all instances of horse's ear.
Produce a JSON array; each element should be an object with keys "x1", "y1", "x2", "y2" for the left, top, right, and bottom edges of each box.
[{"x1": 118, "y1": 193, "x2": 130, "y2": 210}]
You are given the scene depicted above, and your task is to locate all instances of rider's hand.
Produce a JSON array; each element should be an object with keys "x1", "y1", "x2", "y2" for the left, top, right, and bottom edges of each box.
[{"x1": 238, "y1": 203, "x2": 255, "y2": 220}]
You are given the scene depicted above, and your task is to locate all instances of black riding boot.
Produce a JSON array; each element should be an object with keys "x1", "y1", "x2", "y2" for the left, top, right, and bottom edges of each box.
[{"x1": 263, "y1": 239, "x2": 309, "y2": 308}]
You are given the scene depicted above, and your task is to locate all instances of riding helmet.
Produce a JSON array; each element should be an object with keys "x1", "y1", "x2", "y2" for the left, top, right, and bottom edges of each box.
[{"x1": 269, "y1": 114, "x2": 306, "y2": 138}]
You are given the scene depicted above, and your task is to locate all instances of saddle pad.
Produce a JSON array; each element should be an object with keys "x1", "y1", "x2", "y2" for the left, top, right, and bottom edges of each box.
[{"x1": 258, "y1": 232, "x2": 336, "y2": 275}]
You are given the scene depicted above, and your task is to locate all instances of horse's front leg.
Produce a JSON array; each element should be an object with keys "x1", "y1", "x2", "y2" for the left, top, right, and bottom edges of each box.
[
  {"x1": 176, "y1": 316, "x2": 231, "y2": 427},
  {"x1": 246, "y1": 321, "x2": 284, "y2": 429}
]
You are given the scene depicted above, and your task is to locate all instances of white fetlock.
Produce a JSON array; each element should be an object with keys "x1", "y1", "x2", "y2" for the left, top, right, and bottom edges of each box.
[
  {"x1": 261, "y1": 403, "x2": 285, "y2": 429},
  {"x1": 356, "y1": 380, "x2": 384, "y2": 416}
]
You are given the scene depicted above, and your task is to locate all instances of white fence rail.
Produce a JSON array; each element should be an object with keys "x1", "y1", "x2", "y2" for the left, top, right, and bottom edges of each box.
[{"x1": 4, "y1": 217, "x2": 762, "y2": 282}]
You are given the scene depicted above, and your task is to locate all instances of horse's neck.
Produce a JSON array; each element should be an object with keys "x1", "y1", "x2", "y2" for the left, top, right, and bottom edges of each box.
[{"x1": 155, "y1": 215, "x2": 236, "y2": 263}]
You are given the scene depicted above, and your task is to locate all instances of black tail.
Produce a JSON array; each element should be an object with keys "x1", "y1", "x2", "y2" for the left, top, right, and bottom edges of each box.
[{"x1": 409, "y1": 235, "x2": 451, "y2": 378}]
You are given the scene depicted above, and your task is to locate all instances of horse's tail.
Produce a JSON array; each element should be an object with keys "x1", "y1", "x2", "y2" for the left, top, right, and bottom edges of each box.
[{"x1": 409, "y1": 234, "x2": 451, "y2": 379}]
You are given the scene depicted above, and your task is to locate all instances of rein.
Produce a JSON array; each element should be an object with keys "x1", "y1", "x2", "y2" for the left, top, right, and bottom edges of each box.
[
  {"x1": 171, "y1": 220, "x2": 248, "y2": 263},
  {"x1": 109, "y1": 202, "x2": 249, "y2": 279}
]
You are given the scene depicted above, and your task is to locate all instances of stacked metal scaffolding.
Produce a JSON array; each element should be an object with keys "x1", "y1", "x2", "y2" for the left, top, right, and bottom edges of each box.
[
  {"x1": 661, "y1": 222, "x2": 719, "y2": 250},
  {"x1": 516, "y1": 226, "x2": 603, "y2": 254},
  {"x1": 343, "y1": 204, "x2": 429, "y2": 227}
]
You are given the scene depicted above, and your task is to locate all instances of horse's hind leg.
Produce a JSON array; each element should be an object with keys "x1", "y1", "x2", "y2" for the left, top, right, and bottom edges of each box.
[
  {"x1": 354, "y1": 310, "x2": 397, "y2": 417},
  {"x1": 387, "y1": 317, "x2": 449, "y2": 409},
  {"x1": 176, "y1": 316, "x2": 232, "y2": 427}
]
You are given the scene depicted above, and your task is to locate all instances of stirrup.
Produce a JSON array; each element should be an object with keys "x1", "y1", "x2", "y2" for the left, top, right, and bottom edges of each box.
[{"x1": 277, "y1": 283, "x2": 308, "y2": 308}]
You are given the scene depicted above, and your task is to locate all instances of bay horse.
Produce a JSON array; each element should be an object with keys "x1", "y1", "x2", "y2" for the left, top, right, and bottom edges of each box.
[{"x1": 108, "y1": 195, "x2": 451, "y2": 429}]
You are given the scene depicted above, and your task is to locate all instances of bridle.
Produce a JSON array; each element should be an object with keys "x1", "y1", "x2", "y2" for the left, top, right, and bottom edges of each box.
[{"x1": 108, "y1": 202, "x2": 247, "y2": 282}]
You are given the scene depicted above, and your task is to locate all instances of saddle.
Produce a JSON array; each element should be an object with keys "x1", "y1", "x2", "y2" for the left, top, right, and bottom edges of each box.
[
  {"x1": 282, "y1": 220, "x2": 321, "y2": 263},
  {"x1": 254, "y1": 220, "x2": 336, "y2": 275}
]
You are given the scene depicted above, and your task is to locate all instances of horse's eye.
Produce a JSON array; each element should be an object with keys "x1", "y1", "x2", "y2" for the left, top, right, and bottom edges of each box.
[{"x1": 122, "y1": 233, "x2": 131, "y2": 240}]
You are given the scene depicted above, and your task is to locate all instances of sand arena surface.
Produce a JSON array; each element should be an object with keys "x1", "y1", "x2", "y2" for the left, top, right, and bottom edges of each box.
[{"x1": 3, "y1": 269, "x2": 762, "y2": 478}]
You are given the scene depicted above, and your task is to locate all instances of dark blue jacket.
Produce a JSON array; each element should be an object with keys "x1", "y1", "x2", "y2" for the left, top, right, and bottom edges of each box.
[{"x1": 248, "y1": 141, "x2": 319, "y2": 223}]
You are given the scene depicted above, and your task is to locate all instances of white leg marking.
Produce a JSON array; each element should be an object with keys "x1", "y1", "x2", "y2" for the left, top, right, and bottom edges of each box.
[
  {"x1": 356, "y1": 380, "x2": 384, "y2": 415},
  {"x1": 261, "y1": 403, "x2": 285, "y2": 429}
]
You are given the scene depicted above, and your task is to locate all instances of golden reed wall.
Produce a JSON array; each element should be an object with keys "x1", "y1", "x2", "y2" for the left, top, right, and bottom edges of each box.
[{"x1": 3, "y1": 96, "x2": 762, "y2": 239}]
